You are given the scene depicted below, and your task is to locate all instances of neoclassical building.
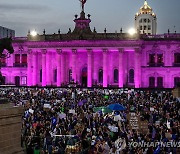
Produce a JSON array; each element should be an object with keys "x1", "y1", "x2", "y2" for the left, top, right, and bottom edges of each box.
[{"x1": 0, "y1": 1, "x2": 180, "y2": 88}]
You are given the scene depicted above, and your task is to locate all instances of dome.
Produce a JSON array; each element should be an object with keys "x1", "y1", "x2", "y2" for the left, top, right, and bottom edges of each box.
[{"x1": 135, "y1": 0, "x2": 156, "y2": 17}]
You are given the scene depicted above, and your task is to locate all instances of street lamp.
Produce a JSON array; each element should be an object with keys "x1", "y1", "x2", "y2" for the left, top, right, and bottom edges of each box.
[
  {"x1": 30, "y1": 30, "x2": 37, "y2": 37},
  {"x1": 128, "y1": 28, "x2": 136, "y2": 35}
]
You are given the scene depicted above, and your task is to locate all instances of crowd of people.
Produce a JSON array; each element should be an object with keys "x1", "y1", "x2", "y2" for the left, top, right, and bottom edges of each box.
[{"x1": 0, "y1": 87, "x2": 179, "y2": 154}]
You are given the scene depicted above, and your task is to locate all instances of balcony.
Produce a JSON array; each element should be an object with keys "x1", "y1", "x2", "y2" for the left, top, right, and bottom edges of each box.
[
  {"x1": 0, "y1": 63, "x2": 6, "y2": 67},
  {"x1": 148, "y1": 63, "x2": 164, "y2": 67},
  {"x1": 173, "y1": 63, "x2": 180, "y2": 67},
  {"x1": 13, "y1": 63, "x2": 27, "y2": 67},
  {"x1": 156, "y1": 63, "x2": 164, "y2": 67}
]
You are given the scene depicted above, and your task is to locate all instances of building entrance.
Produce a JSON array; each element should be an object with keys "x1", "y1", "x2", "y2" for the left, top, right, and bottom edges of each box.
[{"x1": 81, "y1": 67, "x2": 87, "y2": 87}]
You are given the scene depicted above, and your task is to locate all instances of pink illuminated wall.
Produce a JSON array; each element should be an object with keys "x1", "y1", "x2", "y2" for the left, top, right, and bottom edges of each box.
[{"x1": 0, "y1": 38, "x2": 179, "y2": 88}]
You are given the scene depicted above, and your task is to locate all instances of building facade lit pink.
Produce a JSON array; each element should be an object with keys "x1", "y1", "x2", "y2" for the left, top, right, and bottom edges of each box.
[{"x1": 0, "y1": 1, "x2": 180, "y2": 88}]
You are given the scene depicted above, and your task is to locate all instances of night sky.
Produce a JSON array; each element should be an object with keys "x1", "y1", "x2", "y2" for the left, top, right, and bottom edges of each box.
[{"x1": 0, "y1": 0, "x2": 179, "y2": 36}]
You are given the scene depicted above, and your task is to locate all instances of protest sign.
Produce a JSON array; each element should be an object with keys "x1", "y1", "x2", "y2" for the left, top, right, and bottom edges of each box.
[
  {"x1": 44, "y1": 104, "x2": 51, "y2": 109},
  {"x1": 29, "y1": 109, "x2": 34, "y2": 114}
]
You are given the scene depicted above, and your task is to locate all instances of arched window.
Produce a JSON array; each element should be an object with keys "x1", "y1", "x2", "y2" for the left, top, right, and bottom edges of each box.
[
  {"x1": 98, "y1": 69, "x2": 103, "y2": 83},
  {"x1": 129, "y1": 69, "x2": 134, "y2": 83},
  {"x1": 82, "y1": 67, "x2": 87, "y2": 87},
  {"x1": 114, "y1": 69, "x2": 118, "y2": 83},
  {"x1": 149, "y1": 77, "x2": 155, "y2": 88},
  {"x1": 54, "y1": 69, "x2": 57, "y2": 82},
  {"x1": 157, "y1": 77, "x2": 163, "y2": 88},
  {"x1": 82, "y1": 67, "x2": 87, "y2": 77}
]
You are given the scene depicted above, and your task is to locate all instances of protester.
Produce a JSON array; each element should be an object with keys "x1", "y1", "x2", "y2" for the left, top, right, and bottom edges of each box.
[{"x1": 0, "y1": 87, "x2": 179, "y2": 154}]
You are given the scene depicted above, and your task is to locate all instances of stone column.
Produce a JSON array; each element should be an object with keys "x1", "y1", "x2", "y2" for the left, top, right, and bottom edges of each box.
[
  {"x1": 56, "y1": 49, "x2": 62, "y2": 87},
  {"x1": 87, "y1": 49, "x2": 92, "y2": 87},
  {"x1": 103, "y1": 49, "x2": 108, "y2": 87},
  {"x1": 72, "y1": 49, "x2": 77, "y2": 83},
  {"x1": 27, "y1": 49, "x2": 32, "y2": 86},
  {"x1": 118, "y1": 48, "x2": 124, "y2": 88},
  {"x1": 61, "y1": 52, "x2": 64, "y2": 85},
  {"x1": 41, "y1": 49, "x2": 46, "y2": 86},
  {"x1": 134, "y1": 48, "x2": 141, "y2": 88},
  {"x1": 46, "y1": 52, "x2": 51, "y2": 86},
  {"x1": 32, "y1": 51, "x2": 37, "y2": 86}
]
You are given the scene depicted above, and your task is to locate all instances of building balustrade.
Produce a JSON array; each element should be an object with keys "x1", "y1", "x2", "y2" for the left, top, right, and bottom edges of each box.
[
  {"x1": 0, "y1": 63, "x2": 6, "y2": 67},
  {"x1": 173, "y1": 63, "x2": 180, "y2": 67},
  {"x1": 148, "y1": 62, "x2": 164, "y2": 67},
  {"x1": 13, "y1": 63, "x2": 27, "y2": 67}
]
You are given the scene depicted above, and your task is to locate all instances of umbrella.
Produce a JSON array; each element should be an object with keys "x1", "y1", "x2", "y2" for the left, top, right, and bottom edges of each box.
[
  {"x1": 108, "y1": 103, "x2": 126, "y2": 111},
  {"x1": 93, "y1": 106, "x2": 112, "y2": 114},
  {"x1": 78, "y1": 101, "x2": 83, "y2": 106},
  {"x1": 78, "y1": 99, "x2": 87, "y2": 106},
  {"x1": 104, "y1": 95, "x2": 109, "y2": 99}
]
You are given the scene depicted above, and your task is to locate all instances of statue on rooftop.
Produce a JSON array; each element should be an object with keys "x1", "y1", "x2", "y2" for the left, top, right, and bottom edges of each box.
[{"x1": 79, "y1": 0, "x2": 87, "y2": 12}]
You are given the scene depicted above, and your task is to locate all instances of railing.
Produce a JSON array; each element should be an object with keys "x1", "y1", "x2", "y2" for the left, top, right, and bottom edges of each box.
[
  {"x1": 13, "y1": 63, "x2": 27, "y2": 67},
  {"x1": 141, "y1": 33, "x2": 180, "y2": 40},
  {"x1": 173, "y1": 63, "x2": 180, "y2": 67},
  {"x1": 148, "y1": 63, "x2": 164, "y2": 67},
  {"x1": 13, "y1": 37, "x2": 27, "y2": 41},
  {"x1": 0, "y1": 63, "x2": 6, "y2": 67}
]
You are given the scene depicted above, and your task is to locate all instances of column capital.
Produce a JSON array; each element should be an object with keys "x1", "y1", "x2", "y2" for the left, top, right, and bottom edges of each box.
[
  {"x1": 41, "y1": 49, "x2": 47, "y2": 54},
  {"x1": 72, "y1": 49, "x2": 77, "y2": 54},
  {"x1": 87, "y1": 49, "x2": 92, "y2": 55},
  {"x1": 56, "y1": 49, "x2": 62, "y2": 54},
  {"x1": 32, "y1": 51, "x2": 37, "y2": 55},
  {"x1": 27, "y1": 49, "x2": 32, "y2": 54},
  {"x1": 102, "y1": 48, "x2": 108, "y2": 53},
  {"x1": 118, "y1": 48, "x2": 124, "y2": 53},
  {"x1": 134, "y1": 48, "x2": 141, "y2": 53}
]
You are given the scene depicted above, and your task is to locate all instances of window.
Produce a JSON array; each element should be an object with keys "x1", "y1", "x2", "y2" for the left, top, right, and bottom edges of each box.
[
  {"x1": 15, "y1": 54, "x2": 20, "y2": 63},
  {"x1": 40, "y1": 69, "x2": 42, "y2": 82},
  {"x1": 0, "y1": 76, "x2": 5, "y2": 85},
  {"x1": 144, "y1": 19, "x2": 147, "y2": 23},
  {"x1": 148, "y1": 25, "x2": 151, "y2": 30},
  {"x1": 174, "y1": 53, "x2": 180, "y2": 63},
  {"x1": 157, "y1": 54, "x2": 163, "y2": 63},
  {"x1": 22, "y1": 54, "x2": 27, "y2": 64},
  {"x1": 21, "y1": 76, "x2": 27, "y2": 85},
  {"x1": 0, "y1": 54, "x2": 6, "y2": 66},
  {"x1": 54, "y1": 69, "x2": 57, "y2": 82},
  {"x1": 149, "y1": 54, "x2": 155, "y2": 63},
  {"x1": 174, "y1": 77, "x2": 180, "y2": 87},
  {"x1": 82, "y1": 67, "x2": 87, "y2": 77},
  {"x1": 140, "y1": 26, "x2": 143, "y2": 30},
  {"x1": 15, "y1": 76, "x2": 20, "y2": 86},
  {"x1": 98, "y1": 69, "x2": 103, "y2": 84},
  {"x1": 157, "y1": 77, "x2": 163, "y2": 88},
  {"x1": 144, "y1": 26, "x2": 147, "y2": 30},
  {"x1": 149, "y1": 77, "x2": 155, "y2": 88},
  {"x1": 114, "y1": 69, "x2": 118, "y2": 83},
  {"x1": 129, "y1": 69, "x2": 134, "y2": 83},
  {"x1": 148, "y1": 19, "x2": 151, "y2": 23}
]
